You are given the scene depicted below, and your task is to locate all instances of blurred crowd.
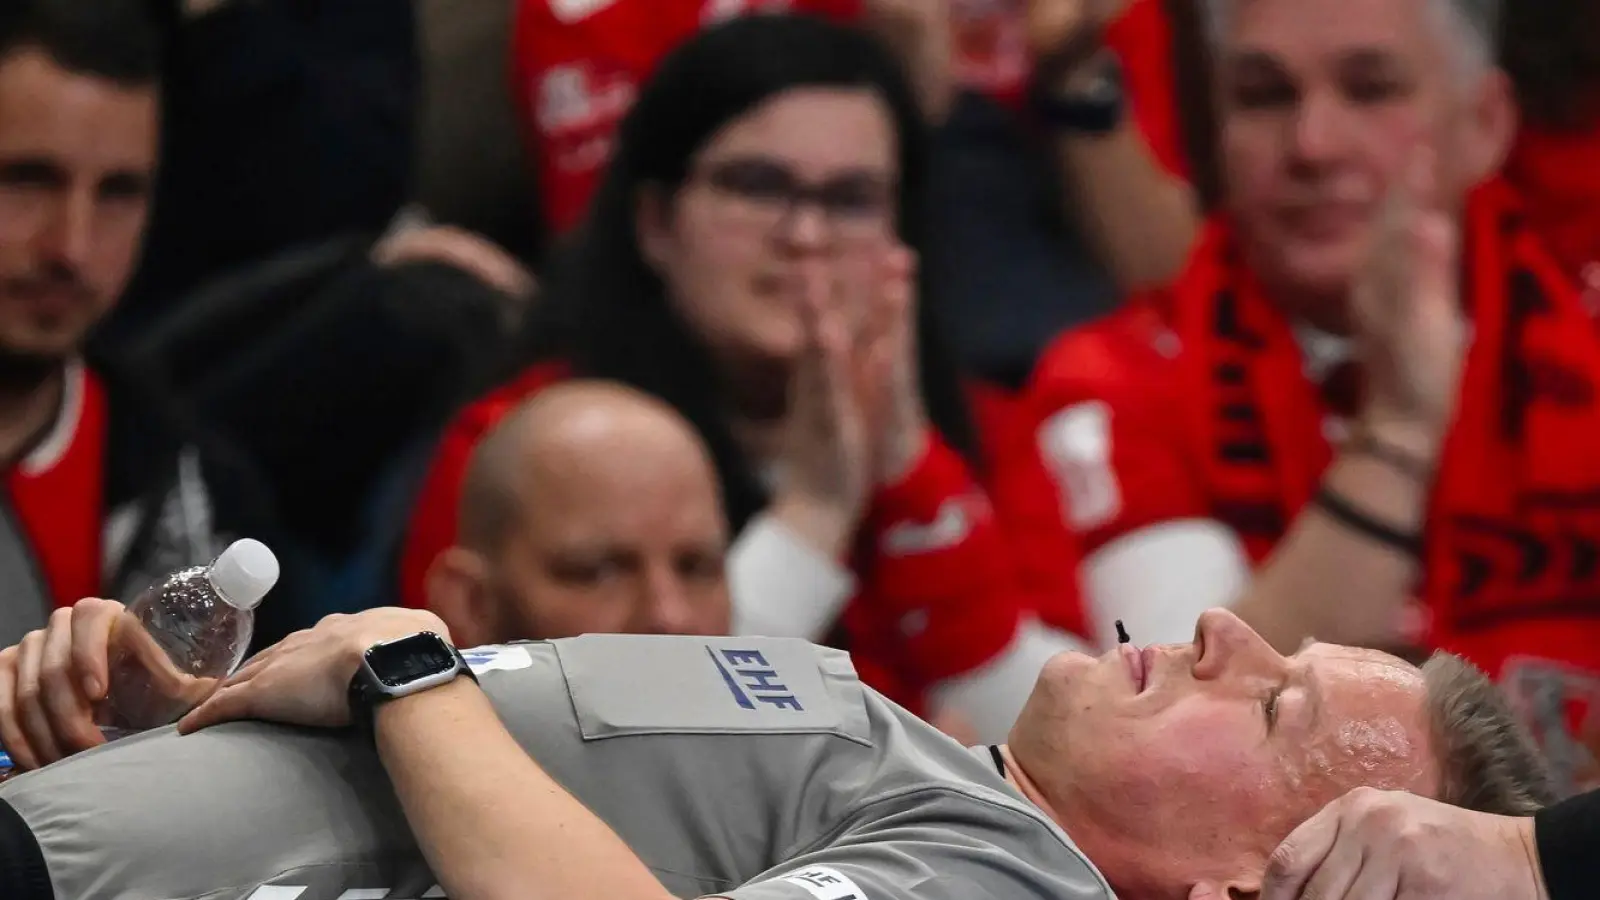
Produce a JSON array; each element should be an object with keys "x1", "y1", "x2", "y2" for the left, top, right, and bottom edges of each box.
[{"x1": 1, "y1": 0, "x2": 1599, "y2": 797}]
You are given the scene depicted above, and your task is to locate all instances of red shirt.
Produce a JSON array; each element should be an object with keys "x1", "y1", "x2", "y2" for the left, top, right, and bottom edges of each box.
[
  {"x1": 513, "y1": 0, "x2": 857, "y2": 233},
  {"x1": 7, "y1": 361, "x2": 107, "y2": 609},
  {"x1": 400, "y1": 364, "x2": 1087, "y2": 709},
  {"x1": 513, "y1": 0, "x2": 1186, "y2": 232}
]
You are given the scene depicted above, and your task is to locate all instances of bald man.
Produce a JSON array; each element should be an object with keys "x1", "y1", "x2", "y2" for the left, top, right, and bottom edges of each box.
[{"x1": 424, "y1": 380, "x2": 732, "y2": 645}]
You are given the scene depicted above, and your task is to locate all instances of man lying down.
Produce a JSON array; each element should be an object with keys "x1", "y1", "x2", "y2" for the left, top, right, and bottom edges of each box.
[{"x1": 0, "y1": 606, "x2": 1555, "y2": 900}]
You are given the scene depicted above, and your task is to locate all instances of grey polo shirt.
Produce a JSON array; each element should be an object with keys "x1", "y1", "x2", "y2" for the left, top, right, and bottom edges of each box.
[{"x1": 0, "y1": 634, "x2": 1112, "y2": 900}]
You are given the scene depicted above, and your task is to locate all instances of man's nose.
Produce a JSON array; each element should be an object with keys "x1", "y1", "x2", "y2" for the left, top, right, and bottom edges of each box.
[
  {"x1": 634, "y1": 567, "x2": 700, "y2": 636},
  {"x1": 34, "y1": 189, "x2": 95, "y2": 272},
  {"x1": 1191, "y1": 607, "x2": 1282, "y2": 680},
  {"x1": 1287, "y1": 90, "x2": 1352, "y2": 168}
]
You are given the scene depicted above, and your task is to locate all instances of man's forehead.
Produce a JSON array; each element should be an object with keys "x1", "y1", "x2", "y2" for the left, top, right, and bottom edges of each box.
[
  {"x1": 1296, "y1": 644, "x2": 1439, "y2": 793},
  {"x1": 0, "y1": 50, "x2": 157, "y2": 167},
  {"x1": 1222, "y1": 0, "x2": 1439, "y2": 62}
]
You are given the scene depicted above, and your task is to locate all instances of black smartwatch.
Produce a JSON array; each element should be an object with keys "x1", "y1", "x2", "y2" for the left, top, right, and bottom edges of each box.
[
  {"x1": 1032, "y1": 52, "x2": 1126, "y2": 135},
  {"x1": 348, "y1": 632, "x2": 477, "y2": 737}
]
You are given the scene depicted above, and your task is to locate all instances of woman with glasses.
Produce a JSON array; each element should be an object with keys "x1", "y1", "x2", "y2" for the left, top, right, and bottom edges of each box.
[{"x1": 398, "y1": 13, "x2": 1092, "y2": 739}]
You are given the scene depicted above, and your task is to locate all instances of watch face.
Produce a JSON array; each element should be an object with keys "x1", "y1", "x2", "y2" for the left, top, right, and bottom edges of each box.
[{"x1": 367, "y1": 634, "x2": 456, "y2": 687}]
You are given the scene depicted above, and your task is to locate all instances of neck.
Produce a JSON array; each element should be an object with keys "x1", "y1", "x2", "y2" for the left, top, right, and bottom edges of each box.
[
  {"x1": 997, "y1": 744, "x2": 1065, "y2": 823},
  {"x1": 0, "y1": 364, "x2": 65, "y2": 466},
  {"x1": 1264, "y1": 279, "x2": 1355, "y2": 336}
]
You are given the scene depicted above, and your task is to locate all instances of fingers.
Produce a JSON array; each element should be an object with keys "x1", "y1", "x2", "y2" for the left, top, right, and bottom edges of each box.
[
  {"x1": 0, "y1": 646, "x2": 38, "y2": 772},
  {"x1": 795, "y1": 260, "x2": 857, "y2": 418},
  {"x1": 40, "y1": 607, "x2": 104, "y2": 754},
  {"x1": 13, "y1": 630, "x2": 64, "y2": 766},
  {"x1": 1262, "y1": 799, "x2": 1345, "y2": 900},
  {"x1": 176, "y1": 681, "x2": 254, "y2": 735},
  {"x1": 1339, "y1": 854, "x2": 1400, "y2": 900},
  {"x1": 69, "y1": 597, "x2": 120, "y2": 701}
]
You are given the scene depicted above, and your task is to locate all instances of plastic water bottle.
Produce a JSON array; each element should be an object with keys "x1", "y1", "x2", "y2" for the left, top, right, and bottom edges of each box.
[
  {"x1": 0, "y1": 539, "x2": 278, "y2": 778},
  {"x1": 101, "y1": 538, "x2": 279, "y2": 736}
]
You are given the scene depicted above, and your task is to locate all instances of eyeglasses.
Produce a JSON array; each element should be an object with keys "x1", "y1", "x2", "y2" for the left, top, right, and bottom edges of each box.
[{"x1": 691, "y1": 157, "x2": 896, "y2": 242}]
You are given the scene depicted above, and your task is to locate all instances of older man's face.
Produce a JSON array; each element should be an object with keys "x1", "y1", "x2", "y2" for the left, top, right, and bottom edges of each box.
[
  {"x1": 1008, "y1": 610, "x2": 1438, "y2": 897},
  {"x1": 1216, "y1": 0, "x2": 1506, "y2": 312}
]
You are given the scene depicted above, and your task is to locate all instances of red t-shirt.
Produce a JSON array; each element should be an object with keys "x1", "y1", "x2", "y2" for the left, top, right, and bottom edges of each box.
[
  {"x1": 513, "y1": 0, "x2": 1186, "y2": 232},
  {"x1": 400, "y1": 364, "x2": 1088, "y2": 709},
  {"x1": 512, "y1": 0, "x2": 857, "y2": 233},
  {"x1": 7, "y1": 361, "x2": 107, "y2": 609}
]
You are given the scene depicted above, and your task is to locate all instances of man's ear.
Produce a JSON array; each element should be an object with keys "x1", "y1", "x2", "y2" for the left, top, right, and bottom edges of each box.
[
  {"x1": 424, "y1": 547, "x2": 499, "y2": 648},
  {"x1": 1188, "y1": 880, "x2": 1260, "y2": 900},
  {"x1": 1462, "y1": 68, "x2": 1518, "y2": 185}
]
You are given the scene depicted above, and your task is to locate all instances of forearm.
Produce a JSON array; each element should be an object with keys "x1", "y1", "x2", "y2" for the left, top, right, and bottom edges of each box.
[
  {"x1": 375, "y1": 680, "x2": 674, "y2": 900},
  {"x1": 1233, "y1": 451, "x2": 1426, "y2": 652},
  {"x1": 1053, "y1": 120, "x2": 1198, "y2": 290}
]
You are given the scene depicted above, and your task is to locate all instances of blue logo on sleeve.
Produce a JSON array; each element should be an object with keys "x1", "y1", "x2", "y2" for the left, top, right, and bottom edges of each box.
[{"x1": 708, "y1": 646, "x2": 804, "y2": 712}]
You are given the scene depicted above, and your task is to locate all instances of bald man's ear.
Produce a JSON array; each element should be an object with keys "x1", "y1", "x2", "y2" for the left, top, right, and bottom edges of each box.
[{"x1": 425, "y1": 547, "x2": 500, "y2": 648}]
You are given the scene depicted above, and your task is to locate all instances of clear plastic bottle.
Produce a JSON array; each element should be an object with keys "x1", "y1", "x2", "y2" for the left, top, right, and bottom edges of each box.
[
  {"x1": 99, "y1": 538, "x2": 279, "y2": 737},
  {"x1": 0, "y1": 539, "x2": 279, "y2": 778}
]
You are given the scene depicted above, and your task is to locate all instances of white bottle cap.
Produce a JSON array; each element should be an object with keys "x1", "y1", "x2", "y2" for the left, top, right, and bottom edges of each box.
[{"x1": 207, "y1": 538, "x2": 279, "y2": 610}]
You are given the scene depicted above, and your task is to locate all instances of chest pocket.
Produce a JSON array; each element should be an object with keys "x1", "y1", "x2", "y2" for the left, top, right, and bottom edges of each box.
[{"x1": 553, "y1": 634, "x2": 872, "y2": 745}]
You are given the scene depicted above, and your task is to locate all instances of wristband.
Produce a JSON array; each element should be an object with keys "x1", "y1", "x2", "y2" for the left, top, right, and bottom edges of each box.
[
  {"x1": 1313, "y1": 487, "x2": 1422, "y2": 557},
  {"x1": 1344, "y1": 428, "x2": 1433, "y2": 482}
]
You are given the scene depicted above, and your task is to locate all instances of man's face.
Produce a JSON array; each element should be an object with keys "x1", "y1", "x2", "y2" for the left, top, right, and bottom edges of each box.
[
  {"x1": 0, "y1": 48, "x2": 155, "y2": 371},
  {"x1": 485, "y1": 430, "x2": 732, "y2": 640},
  {"x1": 1009, "y1": 609, "x2": 1437, "y2": 897},
  {"x1": 1218, "y1": 0, "x2": 1508, "y2": 311}
]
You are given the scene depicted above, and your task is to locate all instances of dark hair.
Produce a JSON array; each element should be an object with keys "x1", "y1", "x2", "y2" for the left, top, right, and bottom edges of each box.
[
  {"x1": 519, "y1": 13, "x2": 980, "y2": 532},
  {"x1": 1500, "y1": 0, "x2": 1599, "y2": 129},
  {"x1": 0, "y1": 0, "x2": 164, "y2": 87}
]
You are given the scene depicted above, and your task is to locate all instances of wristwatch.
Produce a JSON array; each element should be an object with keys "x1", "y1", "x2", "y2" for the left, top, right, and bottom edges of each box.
[
  {"x1": 1032, "y1": 52, "x2": 1126, "y2": 135},
  {"x1": 348, "y1": 632, "x2": 477, "y2": 736}
]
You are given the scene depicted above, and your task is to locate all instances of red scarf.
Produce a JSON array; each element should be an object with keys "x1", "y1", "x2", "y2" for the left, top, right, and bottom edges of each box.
[
  {"x1": 1507, "y1": 118, "x2": 1600, "y2": 296},
  {"x1": 1174, "y1": 181, "x2": 1600, "y2": 792}
]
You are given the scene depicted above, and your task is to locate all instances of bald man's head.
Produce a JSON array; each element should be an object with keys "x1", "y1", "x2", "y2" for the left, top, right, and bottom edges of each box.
[
  {"x1": 460, "y1": 380, "x2": 719, "y2": 553},
  {"x1": 434, "y1": 380, "x2": 732, "y2": 644}
]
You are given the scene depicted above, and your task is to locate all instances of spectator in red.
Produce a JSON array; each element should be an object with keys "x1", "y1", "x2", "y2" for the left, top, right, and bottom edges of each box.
[
  {"x1": 1024, "y1": 0, "x2": 1600, "y2": 795},
  {"x1": 1500, "y1": 1, "x2": 1600, "y2": 304},
  {"x1": 0, "y1": 0, "x2": 296, "y2": 652},
  {"x1": 514, "y1": 0, "x2": 1203, "y2": 383},
  {"x1": 403, "y1": 15, "x2": 1089, "y2": 740}
]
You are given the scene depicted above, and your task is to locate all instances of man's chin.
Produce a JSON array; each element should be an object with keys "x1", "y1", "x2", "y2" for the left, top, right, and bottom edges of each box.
[{"x1": 0, "y1": 344, "x2": 71, "y2": 390}]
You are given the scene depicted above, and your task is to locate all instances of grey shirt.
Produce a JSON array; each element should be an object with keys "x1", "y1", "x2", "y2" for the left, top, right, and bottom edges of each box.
[{"x1": 0, "y1": 634, "x2": 1112, "y2": 900}]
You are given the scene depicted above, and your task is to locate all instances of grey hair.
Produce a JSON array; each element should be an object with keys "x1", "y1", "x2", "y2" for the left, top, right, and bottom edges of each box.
[
  {"x1": 1203, "y1": 0, "x2": 1501, "y2": 73},
  {"x1": 1421, "y1": 652, "x2": 1557, "y2": 816}
]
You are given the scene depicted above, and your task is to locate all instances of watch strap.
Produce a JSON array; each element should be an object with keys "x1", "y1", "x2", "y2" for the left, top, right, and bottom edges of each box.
[{"x1": 1032, "y1": 53, "x2": 1126, "y2": 135}]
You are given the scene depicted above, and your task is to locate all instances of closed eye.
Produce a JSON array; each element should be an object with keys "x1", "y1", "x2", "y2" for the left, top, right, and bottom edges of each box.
[{"x1": 1264, "y1": 687, "x2": 1282, "y2": 732}]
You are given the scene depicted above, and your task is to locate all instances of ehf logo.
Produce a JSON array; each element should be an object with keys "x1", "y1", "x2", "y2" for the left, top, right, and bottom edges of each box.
[{"x1": 708, "y1": 647, "x2": 804, "y2": 711}]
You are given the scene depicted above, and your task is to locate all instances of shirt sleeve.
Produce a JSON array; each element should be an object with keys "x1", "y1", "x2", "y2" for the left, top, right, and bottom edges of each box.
[
  {"x1": 1023, "y1": 314, "x2": 1209, "y2": 558},
  {"x1": 1103, "y1": 0, "x2": 1188, "y2": 180},
  {"x1": 855, "y1": 436, "x2": 1027, "y2": 688},
  {"x1": 1535, "y1": 788, "x2": 1600, "y2": 900}
]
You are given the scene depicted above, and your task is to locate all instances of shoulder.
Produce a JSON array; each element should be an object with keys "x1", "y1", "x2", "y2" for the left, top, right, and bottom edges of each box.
[{"x1": 1029, "y1": 297, "x2": 1188, "y2": 418}]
